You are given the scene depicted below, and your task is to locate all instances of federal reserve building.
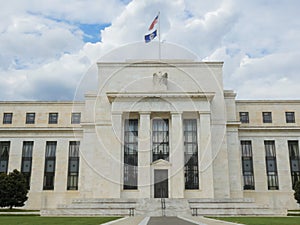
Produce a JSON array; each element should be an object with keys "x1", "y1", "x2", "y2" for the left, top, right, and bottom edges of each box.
[{"x1": 0, "y1": 48, "x2": 300, "y2": 216}]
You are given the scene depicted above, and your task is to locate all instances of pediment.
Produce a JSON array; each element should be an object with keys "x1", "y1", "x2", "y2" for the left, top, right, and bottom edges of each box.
[{"x1": 151, "y1": 159, "x2": 172, "y2": 167}]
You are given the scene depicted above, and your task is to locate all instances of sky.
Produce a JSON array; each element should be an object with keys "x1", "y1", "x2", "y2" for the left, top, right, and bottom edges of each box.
[{"x1": 0, "y1": 0, "x2": 300, "y2": 101}]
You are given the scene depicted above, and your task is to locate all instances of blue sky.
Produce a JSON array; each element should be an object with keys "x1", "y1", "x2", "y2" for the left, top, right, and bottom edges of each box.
[
  {"x1": 0, "y1": 0, "x2": 299, "y2": 100},
  {"x1": 79, "y1": 23, "x2": 110, "y2": 43}
]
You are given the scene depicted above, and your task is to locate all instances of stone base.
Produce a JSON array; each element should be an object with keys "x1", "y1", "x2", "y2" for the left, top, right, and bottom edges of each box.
[{"x1": 41, "y1": 198, "x2": 287, "y2": 217}]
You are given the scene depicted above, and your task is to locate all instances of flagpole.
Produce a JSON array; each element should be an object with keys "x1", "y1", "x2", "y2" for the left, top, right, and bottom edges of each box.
[{"x1": 158, "y1": 11, "x2": 161, "y2": 60}]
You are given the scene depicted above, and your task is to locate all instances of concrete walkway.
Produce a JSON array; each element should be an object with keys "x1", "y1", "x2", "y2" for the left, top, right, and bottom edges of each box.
[
  {"x1": 180, "y1": 216, "x2": 244, "y2": 225},
  {"x1": 102, "y1": 216, "x2": 244, "y2": 225},
  {"x1": 101, "y1": 216, "x2": 146, "y2": 225},
  {"x1": 147, "y1": 216, "x2": 198, "y2": 225}
]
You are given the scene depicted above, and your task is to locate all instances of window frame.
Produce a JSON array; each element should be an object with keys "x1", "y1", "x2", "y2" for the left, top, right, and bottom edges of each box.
[
  {"x1": 288, "y1": 140, "x2": 300, "y2": 189},
  {"x1": 264, "y1": 140, "x2": 279, "y2": 190},
  {"x1": 152, "y1": 119, "x2": 169, "y2": 162},
  {"x1": 0, "y1": 141, "x2": 10, "y2": 174},
  {"x1": 71, "y1": 112, "x2": 81, "y2": 124},
  {"x1": 21, "y1": 141, "x2": 33, "y2": 189},
  {"x1": 262, "y1": 112, "x2": 272, "y2": 123},
  {"x1": 43, "y1": 141, "x2": 57, "y2": 190},
  {"x1": 184, "y1": 119, "x2": 199, "y2": 190},
  {"x1": 239, "y1": 112, "x2": 249, "y2": 123},
  {"x1": 241, "y1": 140, "x2": 255, "y2": 190},
  {"x1": 67, "y1": 141, "x2": 80, "y2": 190},
  {"x1": 26, "y1": 112, "x2": 35, "y2": 124},
  {"x1": 123, "y1": 119, "x2": 138, "y2": 190},
  {"x1": 3, "y1": 113, "x2": 13, "y2": 124},
  {"x1": 286, "y1": 112, "x2": 295, "y2": 123},
  {"x1": 48, "y1": 113, "x2": 58, "y2": 124}
]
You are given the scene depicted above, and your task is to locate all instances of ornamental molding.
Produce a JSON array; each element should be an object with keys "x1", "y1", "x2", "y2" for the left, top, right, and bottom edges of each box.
[{"x1": 106, "y1": 91, "x2": 215, "y2": 103}]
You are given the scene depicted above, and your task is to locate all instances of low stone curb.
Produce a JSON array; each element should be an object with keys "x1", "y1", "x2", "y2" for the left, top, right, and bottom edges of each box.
[{"x1": 0, "y1": 211, "x2": 40, "y2": 215}]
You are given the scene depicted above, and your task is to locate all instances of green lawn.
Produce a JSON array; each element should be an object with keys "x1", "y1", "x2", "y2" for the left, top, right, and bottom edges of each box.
[
  {"x1": 0, "y1": 216, "x2": 120, "y2": 225},
  {"x1": 0, "y1": 209, "x2": 39, "y2": 212},
  {"x1": 211, "y1": 217, "x2": 300, "y2": 225}
]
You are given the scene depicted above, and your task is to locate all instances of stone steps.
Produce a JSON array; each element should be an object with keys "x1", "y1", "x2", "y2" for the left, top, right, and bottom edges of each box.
[
  {"x1": 41, "y1": 198, "x2": 137, "y2": 216},
  {"x1": 189, "y1": 199, "x2": 287, "y2": 216},
  {"x1": 41, "y1": 198, "x2": 287, "y2": 217}
]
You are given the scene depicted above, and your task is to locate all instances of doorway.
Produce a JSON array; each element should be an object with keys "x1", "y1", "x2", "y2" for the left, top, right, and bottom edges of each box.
[{"x1": 154, "y1": 169, "x2": 168, "y2": 198}]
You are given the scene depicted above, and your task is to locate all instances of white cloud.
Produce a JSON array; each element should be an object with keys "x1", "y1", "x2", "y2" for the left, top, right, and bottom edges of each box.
[{"x1": 0, "y1": 0, "x2": 299, "y2": 100}]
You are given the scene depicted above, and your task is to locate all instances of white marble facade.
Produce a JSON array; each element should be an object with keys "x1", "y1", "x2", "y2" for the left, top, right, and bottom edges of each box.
[{"x1": 0, "y1": 60, "x2": 299, "y2": 212}]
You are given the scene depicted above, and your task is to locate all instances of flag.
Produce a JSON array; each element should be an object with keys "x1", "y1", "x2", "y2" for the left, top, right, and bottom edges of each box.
[
  {"x1": 148, "y1": 13, "x2": 159, "y2": 30},
  {"x1": 144, "y1": 29, "x2": 157, "y2": 43}
]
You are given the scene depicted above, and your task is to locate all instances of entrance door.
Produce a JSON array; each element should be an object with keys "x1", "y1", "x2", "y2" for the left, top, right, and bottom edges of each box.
[{"x1": 154, "y1": 170, "x2": 168, "y2": 198}]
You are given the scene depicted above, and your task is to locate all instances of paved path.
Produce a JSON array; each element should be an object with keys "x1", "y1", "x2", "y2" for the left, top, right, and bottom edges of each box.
[
  {"x1": 147, "y1": 216, "x2": 197, "y2": 225},
  {"x1": 102, "y1": 216, "x2": 244, "y2": 225},
  {"x1": 101, "y1": 216, "x2": 146, "y2": 225},
  {"x1": 180, "y1": 216, "x2": 244, "y2": 225}
]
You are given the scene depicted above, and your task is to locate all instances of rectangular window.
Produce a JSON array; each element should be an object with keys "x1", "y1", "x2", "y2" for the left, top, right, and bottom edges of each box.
[
  {"x1": 26, "y1": 113, "x2": 35, "y2": 124},
  {"x1": 0, "y1": 142, "x2": 10, "y2": 174},
  {"x1": 288, "y1": 141, "x2": 300, "y2": 189},
  {"x1": 71, "y1": 113, "x2": 81, "y2": 124},
  {"x1": 21, "y1": 141, "x2": 33, "y2": 189},
  {"x1": 264, "y1": 140, "x2": 279, "y2": 190},
  {"x1": 43, "y1": 141, "x2": 56, "y2": 190},
  {"x1": 123, "y1": 119, "x2": 138, "y2": 190},
  {"x1": 262, "y1": 112, "x2": 272, "y2": 123},
  {"x1": 48, "y1": 113, "x2": 58, "y2": 124},
  {"x1": 239, "y1": 112, "x2": 249, "y2": 123},
  {"x1": 3, "y1": 113, "x2": 13, "y2": 124},
  {"x1": 184, "y1": 119, "x2": 199, "y2": 189},
  {"x1": 67, "y1": 141, "x2": 80, "y2": 190},
  {"x1": 152, "y1": 119, "x2": 169, "y2": 161},
  {"x1": 241, "y1": 141, "x2": 255, "y2": 190},
  {"x1": 286, "y1": 112, "x2": 295, "y2": 123}
]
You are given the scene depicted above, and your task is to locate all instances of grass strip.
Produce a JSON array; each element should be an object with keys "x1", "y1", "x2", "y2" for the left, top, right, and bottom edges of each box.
[
  {"x1": 209, "y1": 216, "x2": 300, "y2": 225},
  {"x1": 0, "y1": 216, "x2": 120, "y2": 225}
]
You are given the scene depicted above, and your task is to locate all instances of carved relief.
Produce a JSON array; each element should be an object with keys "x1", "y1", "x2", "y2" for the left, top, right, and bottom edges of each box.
[{"x1": 153, "y1": 71, "x2": 168, "y2": 91}]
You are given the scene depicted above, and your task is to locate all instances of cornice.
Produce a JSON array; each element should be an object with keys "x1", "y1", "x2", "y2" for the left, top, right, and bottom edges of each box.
[
  {"x1": 238, "y1": 126, "x2": 300, "y2": 131},
  {"x1": 106, "y1": 91, "x2": 215, "y2": 103}
]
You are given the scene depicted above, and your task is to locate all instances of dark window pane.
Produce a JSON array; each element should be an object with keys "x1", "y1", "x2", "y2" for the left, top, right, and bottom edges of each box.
[
  {"x1": 288, "y1": 141, "x2": 300, "y2": 189},
  {"x1": 264, "y1": 140, "x2": 279, "y2": 190},
  {"x1": 3, "y1": 113, "x2": 13, "y2": 124},
  {"x1": 71, "y1": 113, "x2": 81, "y2": 124},
  {"x1": 241, "y1": 141, "x2": 255, "y2": 190},
  {"x1": 49, "y1": 113, "x2": 58, "y2": 124},
  {"x1": 26, "y1": 113, "x2": 35, "y2": 124},
  {"x1": 0, "y1": 142, "x2": 10, "y2": 174},
  {"x1": 239, "y1": 112, "x2": 249, "y2": 123},
  {"x1": 67, "y1": 141, "x2": 80, "y2": 190},
  {"x1": 286, "y1": 112, "x2": 295, "y2": 123},
  {"x1": 43, "y1": 141, "x2": 56, "y2": 190},
  {"x1": 184, "y1": 119, "x2": 199, "y2": 190},
  {"x1": 21, "y1": 141, "x2": 33, "y2": 189},
  {"x1": 124, "y1": 119, "x2": 138, "y2": 190},
  {"x1": 262, "y1": 112, "x2": 272, "y2": 123},
  {"x1": 152, "y1": 119, "x2": 169, "y2": 161}
]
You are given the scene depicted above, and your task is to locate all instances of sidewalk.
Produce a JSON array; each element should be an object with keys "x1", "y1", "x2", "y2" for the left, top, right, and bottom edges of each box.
[
  {"x1": 180, "y1": 216, "x2": 245, "y2": 225},
  {"x1": 102, "y1": 216, "x2": 244, "y2": 225},
  {"x1": 101, "y1": 216, "x2": 147, "y2": 225}
]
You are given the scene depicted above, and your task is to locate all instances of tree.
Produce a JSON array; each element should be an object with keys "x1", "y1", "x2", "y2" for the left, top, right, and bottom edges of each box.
[
  {"x1": 0, "y1": 169, "x2": 28, "y2": 209},
  {"x1": 294, "y1": 180, "x2": 300, "y2": 205}
]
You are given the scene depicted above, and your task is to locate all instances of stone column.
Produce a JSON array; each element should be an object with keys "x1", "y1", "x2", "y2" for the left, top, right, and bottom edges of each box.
[
  {"x1": 108, "y1": 112, "x2": 123, "y2": 198},
  {"x1": 170, "y1": 112, "x2": 185, "y2": 198},
  {"x1": 8, "y1": 139, "x2": 22, "y2": 172},
  {"x1": 138, "y1": 112, "x2": 151, "y2": 198},
  {"x1": 31, "y1": 139, "x2": 45, "y2": 192},
  {"x1": 227, "y1": 123, "x2": 244, "y2": 198},
  {"x1": 198, "y1": 112, "x2": 214, "y2": 198},
  {"x1": 54, "y1": 139, "x2": 68, "y2": 192}
]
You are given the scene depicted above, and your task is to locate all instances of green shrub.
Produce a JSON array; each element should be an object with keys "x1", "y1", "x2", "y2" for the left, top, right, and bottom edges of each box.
[
  {"x1": 294, "y1": 180, "x2": 300, "y2": 204},
  {"x1": 0, "y1": 169, "x2": 28, "y2": 209}
]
